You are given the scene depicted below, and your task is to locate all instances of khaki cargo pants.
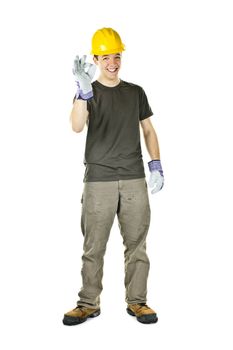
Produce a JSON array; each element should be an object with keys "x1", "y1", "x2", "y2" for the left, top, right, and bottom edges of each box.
[{"x1": 77, "y1": 177, "x2": 151, "y2": 308}]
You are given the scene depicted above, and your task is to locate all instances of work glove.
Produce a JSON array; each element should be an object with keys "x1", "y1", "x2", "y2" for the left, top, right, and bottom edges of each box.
[
  {"x1": 72, "y1": 55, "x2": 96, "y2": 100},
  {"x1": 148, "y1": 160, "x2": 164, "y2": 194}
]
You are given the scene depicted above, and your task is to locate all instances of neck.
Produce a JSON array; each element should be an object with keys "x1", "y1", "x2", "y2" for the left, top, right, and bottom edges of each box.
[{"x1": 97, "y1": 75, "x2": 120, "y2": 87}]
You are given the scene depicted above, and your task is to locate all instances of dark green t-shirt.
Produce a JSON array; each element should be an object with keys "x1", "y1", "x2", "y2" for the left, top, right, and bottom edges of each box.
[{"x1": 83, "y1": 80, "x2": 153, "y2": 182}]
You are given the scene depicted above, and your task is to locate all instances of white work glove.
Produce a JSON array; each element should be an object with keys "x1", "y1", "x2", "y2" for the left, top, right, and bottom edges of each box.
[
  {"x1": 148, "y1": 160, "x2": 164, "y2": 194},
  {"x1": 72, "y1": 55, "x2": 96, "y2": 100}
]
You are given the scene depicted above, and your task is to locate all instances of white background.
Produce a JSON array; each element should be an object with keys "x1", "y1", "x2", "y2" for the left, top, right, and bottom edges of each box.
[{"x1": 0, "y1": 0, "x2": 233, "y2": 349}]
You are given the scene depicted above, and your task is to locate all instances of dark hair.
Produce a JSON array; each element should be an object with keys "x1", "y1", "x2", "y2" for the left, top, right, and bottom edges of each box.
[{"x1": 94, "y1": 55, "x2": 98, "y2": 60}]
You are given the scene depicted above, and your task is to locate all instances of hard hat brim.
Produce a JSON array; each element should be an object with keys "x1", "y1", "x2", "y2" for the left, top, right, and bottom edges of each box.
[{"x1": 90, "y1": 45, "x2": 125, "y2": 56}]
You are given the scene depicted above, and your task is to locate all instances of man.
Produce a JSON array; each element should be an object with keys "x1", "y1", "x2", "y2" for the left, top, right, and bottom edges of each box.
[{"x1": 63, "y1": 27, "x2": 164, "y2": 325}]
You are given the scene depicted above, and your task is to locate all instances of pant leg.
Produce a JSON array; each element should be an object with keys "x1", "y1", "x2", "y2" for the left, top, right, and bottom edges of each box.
[
  {"x1": 117, "y1": 178, "x2": 151, "y2": 304},
  {"x1": 77, "y1": 181, "x2": 119, "y2": 308}
]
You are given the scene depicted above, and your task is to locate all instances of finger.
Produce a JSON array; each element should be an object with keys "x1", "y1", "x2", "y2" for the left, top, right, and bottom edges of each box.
[
  {"x1": 151, "y1": 186, "x2": 159, "y2": 194},
  {"x1": 73, "y1": 55, "x2": 80, "y2": 66},
  {"x1": 83, "y1": 62, "x2": 92, "y2": 70},
  {"x1": 72, "y1": 65, "x2": 79, "y2": 75},
  {"x1": 148, "y1": 178, "x2": 154, "y2": 188},
  {"x1": 73, "y1": 57, "x2": 80, "y2": 72},
  {"x1": 87, "y1": 64, "x2": 96, "y2": 79},
  {"x1": 80, "y1": 55, "x2": 87, "y2": 67},
  {"x1": 148, "y1": 171, "x2": 159, "y2": 188},
  {"x1": 74, "y1": 54, "x2": 79, "y2": 62},
  {"x1": 151, "y1": 178, "x2": 163, "y2": 194}
]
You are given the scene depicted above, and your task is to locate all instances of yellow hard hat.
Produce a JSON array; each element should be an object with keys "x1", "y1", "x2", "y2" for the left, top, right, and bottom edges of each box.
[{"x1": 91, "y1": 27, "x2": 125, "y2": 55}]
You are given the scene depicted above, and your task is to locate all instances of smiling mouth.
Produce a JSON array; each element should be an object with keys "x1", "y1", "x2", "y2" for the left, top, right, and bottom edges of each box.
[{"x1": 107, "y1": 68, "x2": 118, "y2": 73}]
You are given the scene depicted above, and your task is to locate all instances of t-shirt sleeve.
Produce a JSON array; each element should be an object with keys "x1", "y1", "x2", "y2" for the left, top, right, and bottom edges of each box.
[
  {"x1": 138, "y1": 87, "x2": 153, "y2": 121},
  {"x1": 87, "y1": 100, "x2": 92, "y2": 114}
]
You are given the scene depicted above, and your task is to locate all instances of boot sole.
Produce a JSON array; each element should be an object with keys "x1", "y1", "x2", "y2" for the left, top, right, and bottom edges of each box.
[
  {"x1": 127, "y1": 308, "x2": 158, "y2": 324},
  {"x1": 63, "y1": 309, "x2": 101, "y2": 326}
]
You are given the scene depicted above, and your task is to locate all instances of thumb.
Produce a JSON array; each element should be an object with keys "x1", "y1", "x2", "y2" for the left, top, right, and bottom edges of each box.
[{"x1": 87, "y1": 64, "x2": 97, "y2": 80}]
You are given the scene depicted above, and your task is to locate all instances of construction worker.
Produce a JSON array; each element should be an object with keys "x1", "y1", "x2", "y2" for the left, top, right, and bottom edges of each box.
[{"x1": 63, "y1": 27, "x2": 164, "y2": 325}]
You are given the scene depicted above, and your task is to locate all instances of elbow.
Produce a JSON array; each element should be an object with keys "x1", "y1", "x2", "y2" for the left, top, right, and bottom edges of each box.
[
  {"x1": 70, "y1": 119, "x2": 85, "y2": 133},
  {"x1": 143, "y1": 128, "x2": 156, "y2": 138},
  {"x1": 72, "y1": 125, "x2": 84, "y2": 133},
  {"x1": 143, "y1": 130, "x2": 152, "y2": 139}
]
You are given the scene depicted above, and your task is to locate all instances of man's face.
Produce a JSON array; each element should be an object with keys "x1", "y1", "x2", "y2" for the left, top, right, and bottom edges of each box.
[{"x1": 94, "y1": 53, "x2": 122, "y2": 80}]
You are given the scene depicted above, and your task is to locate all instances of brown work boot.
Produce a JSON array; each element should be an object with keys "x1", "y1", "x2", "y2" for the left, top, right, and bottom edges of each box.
[
  {"x1": 63, "y1": 305, "x2": 100, "y2": 326},
  {"x1": 127, "y1": 303, "x2": 158, "y2": 324}
]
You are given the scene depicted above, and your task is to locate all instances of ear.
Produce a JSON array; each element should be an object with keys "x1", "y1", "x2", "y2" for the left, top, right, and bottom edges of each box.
[{"x1": 93, "y1": 56, "x2": 98, "y2": 64}]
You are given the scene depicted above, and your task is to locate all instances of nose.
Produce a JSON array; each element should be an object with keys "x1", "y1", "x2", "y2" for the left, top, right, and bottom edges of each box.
[{"x1": 108, "y1": 57, "x2": 118, "y2": 66}]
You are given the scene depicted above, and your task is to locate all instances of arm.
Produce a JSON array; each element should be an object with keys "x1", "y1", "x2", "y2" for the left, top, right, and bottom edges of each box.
[
  {"x1": 140, "y1": 117, "x2": 161, "y2": 160},
  {"x1": 140, "y1": 117, "x2": 164, "y2": 194},
  {"x1": 70, "y1": 55, "x2": 96, "y2": 132},
  {"x1": 70, "y1": 99, "x2": 89, "y2": 133}
]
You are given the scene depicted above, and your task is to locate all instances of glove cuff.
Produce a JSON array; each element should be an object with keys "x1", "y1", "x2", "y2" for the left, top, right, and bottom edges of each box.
[
  {"x1": 148, "y1": 160, "x2": 163, "y2": 175},
  {"x1": 75, "y1": 81, "x2": 93, "y2": 101},
  {"x1": 76, "y1": 90, "x2": 94, "y2": 100}
]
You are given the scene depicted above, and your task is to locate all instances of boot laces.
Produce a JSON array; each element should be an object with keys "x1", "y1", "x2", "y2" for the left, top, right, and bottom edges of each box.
[{"x1": 138, "y1": 303, "x2": 150, "y2": 311}]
